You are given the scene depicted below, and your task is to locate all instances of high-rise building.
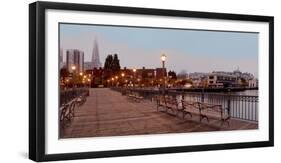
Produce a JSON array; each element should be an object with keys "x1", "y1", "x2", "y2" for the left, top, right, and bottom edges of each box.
[
  {"x1": 66, "y1": 49, "x2": 84, "y2": 73},
  {"x1": 59, "y1": 48, "x2": 63, "y2": 69},
  {"x1": 91, "y1": 39, "x2": 102, "y2": 68}
]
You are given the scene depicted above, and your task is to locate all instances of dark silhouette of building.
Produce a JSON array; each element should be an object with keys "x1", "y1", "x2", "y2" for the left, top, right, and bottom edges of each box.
[{"x1": 156, "y1": 68, "x2": 167, "y2": 79}]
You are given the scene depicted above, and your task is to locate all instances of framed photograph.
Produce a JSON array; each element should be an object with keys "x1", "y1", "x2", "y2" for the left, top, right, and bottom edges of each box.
[{"x1": 29, "y1": 1, "x2": 274, "y2": 162}]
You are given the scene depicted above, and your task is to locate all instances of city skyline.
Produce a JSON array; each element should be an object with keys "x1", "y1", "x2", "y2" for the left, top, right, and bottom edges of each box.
[{"x1": 60, "y1": 23, "x2": 258, "y2": 77}]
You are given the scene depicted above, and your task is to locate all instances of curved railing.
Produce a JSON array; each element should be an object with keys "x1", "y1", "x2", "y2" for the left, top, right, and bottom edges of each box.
[{"x1": 112, "y1": 87, "x2": 258, "y2": 122}]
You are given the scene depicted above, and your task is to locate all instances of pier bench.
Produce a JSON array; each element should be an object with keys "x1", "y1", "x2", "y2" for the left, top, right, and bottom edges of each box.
[
  {"x1": 200, "y1": 103, "x2": 230, "y2": 126},
  {"x1": 76, "y1": 92, "x2": 88, "y2": 106},
  {"x1": 127, "y1": 92, "x2": 144, "y2": 102},
  {"x1": 164, "y1": 96, "x2": 180, "y2": 115},
  {"x1": 60, "y1": 99, "x2": 77, "y2": 128},
  {"x1": 180, "y1": 100, "x2": 230, "y2": 126},
  {"x1": 180, "y1": 101, "x2": 201, "y2": 119},
  {"x1": 155, "y1": 95, "x2": 181, "y2": 116},
  {"x1": 155, "y1": 95, "x2": 167, "y2": 111}
]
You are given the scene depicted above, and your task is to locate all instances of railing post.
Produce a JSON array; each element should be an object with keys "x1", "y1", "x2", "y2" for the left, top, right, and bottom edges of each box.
[
  {"x1": 227, "y1": 89, "x2": 231, "y2": 117},
  {"x1": 201, "y1": 88, "x2": 205, "y2": 103}
]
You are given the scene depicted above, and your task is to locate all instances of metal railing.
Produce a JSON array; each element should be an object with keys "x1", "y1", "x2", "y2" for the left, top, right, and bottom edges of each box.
[
  {"x1": 180, "y1": 92, "x2": 258, "y2": 122},
  {"x1": 114, "y1": 87, "x2": 259, "y2": 122},
  {"x1": 60, "y1": 88, "x2": 89, "y2": 107}
]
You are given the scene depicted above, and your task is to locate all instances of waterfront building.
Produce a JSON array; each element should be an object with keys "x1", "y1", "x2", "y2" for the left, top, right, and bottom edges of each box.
[
  {"x1": 207, "y1": 72, "x2": 237, "y2": 88},
  {"x1": 241, "y1": 72, "x2": 255, "y2": 81},
  {"x1": 155, "y1": 68, "x2": 167, "y2": 79},
  {"x1": 188, "y1": 72, "x2": 209, "y2": 88},
  {"x1": 137, "y1": 67, "x2": 155, "y2": 79},
  {"x1": 248, "y1": 78, "x2": 258, "y2": 88},
  {"x1": 188, "y1": 72, "x2": 208, "y2": 79}
]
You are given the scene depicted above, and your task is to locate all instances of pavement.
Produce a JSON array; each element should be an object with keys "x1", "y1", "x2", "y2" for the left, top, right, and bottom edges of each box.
[{"x1": 61, "y1": 88, "x2": 258, "y2": 138}]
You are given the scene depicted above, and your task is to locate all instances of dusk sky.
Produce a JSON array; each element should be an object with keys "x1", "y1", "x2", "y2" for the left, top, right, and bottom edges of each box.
[{"x1": 60, "y1": 23, "x2": 258, "y2": 77}]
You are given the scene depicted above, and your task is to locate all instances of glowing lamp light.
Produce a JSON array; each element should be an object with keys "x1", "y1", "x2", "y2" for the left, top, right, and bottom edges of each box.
[{"x1": 161, "y1": 54, "x2": 166, "y2": 61}]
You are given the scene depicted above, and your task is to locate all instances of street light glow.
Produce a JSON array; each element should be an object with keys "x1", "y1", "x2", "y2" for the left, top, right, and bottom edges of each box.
[
  {"x1": 133, "y1": 68, "x2": 136, "y2": 73},
  {"x1": 71, "y1": 65, "x2": 76, "y2": 70},
  {"x1": 121, "y1": 73, "x2": 125, "y2": 77},
  {"x1": 161, "y1": 54, "x2": 167, "y2": 61}
]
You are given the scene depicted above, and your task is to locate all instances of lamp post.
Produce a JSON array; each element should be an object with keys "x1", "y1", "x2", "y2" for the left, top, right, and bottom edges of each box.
[
  {"x1": 115, "y1": 76, "x2": 119, "y2": 87},
  {"x1": 107, "y1": 79, "x2": 110, "y2": 87},
  {"x1": 88, "y1": 74, "x2": 92, "y2": 88},
  {"x1": 111, "y1": 77, "x2": 114, "y2": 87},
  {"x1": 79, "y1": 72, "x2": 83, "y2": 87},
  {"x1": 133, "y1": 68, "x2": 136, "y2": 88},
  {"x1": 121, "y1": 73, "x2": 125, "y2": 87},
  {"x1": 161, "y1": 54, "x2": 166, "y2": 93},
  {"x1": 71, "y1": 65, "x2": 76, "y2": 88},
  {"x1": 65, "y1": 79, "x2": 69, "y2": 89},
  {"x1": 87, "y1": 78, "x2": 91, "y2": 88}
]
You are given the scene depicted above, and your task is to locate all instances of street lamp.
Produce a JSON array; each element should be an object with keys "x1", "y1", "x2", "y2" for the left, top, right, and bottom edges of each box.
[
  {"x1": 87, "y1": 78, "x2": 91, "y2": 88},
  {"x1": 161, "y1": 54, "x2": 166, "y2": 63},
  {"x1": 71, "y1": 65, "x2": 76, "y2": 71},
  {"x1": 161, "y1": 54, "x2": 167, "y2": 93},
  {"x1": 121, "y1": 73, "x2": 125, "y2": 87},
  {"x1": 65, "y1": 79, "x2": 69, "y2": 89},
  {"x1": 111, "y1": 77, "x2": 114, "y2": 87},
  {"x1": 71, "y1": 65, "x2": 77, "y2": 88},
  {"x1": 115, "y1": 76, "x2": 119, "y2": 87},
  {"x1": 133, "y1": 68, "x2": 136, "y2": 88}
]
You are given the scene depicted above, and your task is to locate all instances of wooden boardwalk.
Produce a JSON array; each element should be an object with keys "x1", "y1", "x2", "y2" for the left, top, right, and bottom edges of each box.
[{"x1": 61, "y1": 88, "x2": 258, "y2": 138}]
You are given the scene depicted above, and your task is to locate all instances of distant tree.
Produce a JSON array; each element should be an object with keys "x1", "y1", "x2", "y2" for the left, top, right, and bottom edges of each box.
[
  {"x1": 60, "y1": 68, "x2": 69, "y2": 79},
  {"x1": 112, "y1": 54, "x2": 121, "y2": 72},
  {"x1": 104, "y1": 54, "x2": 113, "y2": 70},
  {"x1": 168, "y1": 71, "x2": 177, "y2": 79},
  {"x1": 103, "y1": 54, "x2": 121, "y2": 80},
  {"x1": 177, "y1": 70, "x2": 187, "y2": 79}
]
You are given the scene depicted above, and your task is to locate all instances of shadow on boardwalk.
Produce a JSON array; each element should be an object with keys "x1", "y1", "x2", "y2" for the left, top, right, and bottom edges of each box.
[{"x1": 61, "y1": 88, "x2": 257, "y2": 138}]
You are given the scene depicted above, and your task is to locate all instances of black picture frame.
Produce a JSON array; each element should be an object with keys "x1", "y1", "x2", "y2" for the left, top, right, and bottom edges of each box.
[{"x1": 29, "y1": 1, "x2": 274, "y2": 162}]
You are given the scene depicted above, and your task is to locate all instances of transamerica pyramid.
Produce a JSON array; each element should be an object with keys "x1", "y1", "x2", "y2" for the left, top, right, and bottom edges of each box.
[{"x1": 91, "y1": 39, "x2": 102, "y2": 68}]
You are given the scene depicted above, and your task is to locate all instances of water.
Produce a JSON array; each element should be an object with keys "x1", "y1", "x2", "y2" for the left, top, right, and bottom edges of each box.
[
  {"x1": 175, "y1": 90, "x2": 258, "y2": 121},
  {"x1": 232, "y1": 90, "x2": 258, "y2": 96}
]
